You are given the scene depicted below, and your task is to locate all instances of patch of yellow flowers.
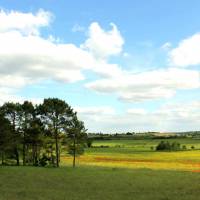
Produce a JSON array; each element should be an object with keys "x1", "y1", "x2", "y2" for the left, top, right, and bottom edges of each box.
[{"x1": 61, "y1": 150, "x2": 200, "y2": 172}]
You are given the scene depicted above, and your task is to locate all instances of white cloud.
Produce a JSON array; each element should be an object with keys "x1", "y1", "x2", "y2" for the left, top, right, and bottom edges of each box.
[
  {"x1": 127, "y1": 108, "x2": 147, "y2": 115},
  {"x1": 86, "y1": 68, "x2": 200, "y2": 102},
  {"x1": 169, "y1": 33, "x2": 200, "y2": 67},
  {"x1": 75, "y1": 106, "x2": 116, "y2": 129},
  {"x1": 152, "y1": 101, "x2": 200, "y2": 131},
  {"x1": 75, "y1": 106, "x2": 115, "y2": 115},
  {"x1": 161, "y1": 42, "x2": 171, "y2": 51},
  {"x1": 0, "y1": 30, "x2": 95, "y2": 83},
  {"x1": 81, "y1": 22, "x2": 124, "y2": 59},
  {"x1": 92, "y1": 61, "x2": 124, "y2": 78},
  {"x1": 0, "y1": 8, "x2": 127, "y2": 113},
  {"x1": 0, "y1": 9, "x2": 127, "y2": 97},
  {"x1": 0, "y1": 8, "x2": 129, "y2": 96},
  {"x1": 72, "y1": 24, "x2": 85, "y2": 32},
  {"x1": 0, "y1": 87, "x2": 43, "y2": 106},
  {"x1": 0, "y1": 9, "x2": 51, "y2": 35},
  {"x1": 76, "y1": 101, "x2": 200, "y2": 133},
  {"x1": 156, "y1": 101, "x2": 200, "y2": 120}
]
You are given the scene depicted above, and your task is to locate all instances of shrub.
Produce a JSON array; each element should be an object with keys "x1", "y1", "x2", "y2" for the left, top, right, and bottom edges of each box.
[
  {"x1": 87, "y1": 138, "x2": 93, "y2": 148},
  {"x1": 100, "y1": 145, "x2": 109, "y2": 148},
  {"x1": 39, "y1": 154, "x2": 49, "y2": 167},
  {"x1": 156, "y1": 141, "x2": 181, "y2": 151},
  {"x1": 182, "y1": 145, "x2": 187, "y2": 150}
]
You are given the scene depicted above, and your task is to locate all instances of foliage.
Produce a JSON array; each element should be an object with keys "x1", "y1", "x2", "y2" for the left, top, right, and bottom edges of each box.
[
  {"x1": 39, "y1": 154, "x2": 49, "y2": 167},
  {"x1": 0, "y1": 114, "x2": 13, "y2": 164},
  {"x1": 86, "y1": 138, "x2": 93, "y2": 148},
  {"x1": 0, "y1": 102, "x2": 22, "y2": 165},
  {"x1": 66, "y1": 120, "x2": 87, "y2": 167},
  {"x1": 38, "y1": 98, "x2": 77, "y2": 167},
  {"x1": 0, "y1": 98, "x2": 85, "y2": 167},
  {"x1": 156, "y1": 141, "x2": 181, "y2": 151}
]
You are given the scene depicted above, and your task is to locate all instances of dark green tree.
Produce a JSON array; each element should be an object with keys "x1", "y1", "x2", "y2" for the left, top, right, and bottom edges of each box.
[
  {"x1": 26, "y1": 117, "x2": 45, "y2": 166},
  {"x1": 86, "y1": 138, "x2": 93, "y2": 148},
  {"x1": 21, "y1": 101, "x2": 35, "y2": 165},
  {"x1": 1, "y1": 103, "x2": 22, "y2": 165},
  {"x1": 38, "y1": 98, "x2": 76, "y2": 167},
  {"x1": 66, "y1": 120, "x2": 87, "y2": 168},
  {"x1": 0, "y1": 114, "x2": 12, "y2": 165}
]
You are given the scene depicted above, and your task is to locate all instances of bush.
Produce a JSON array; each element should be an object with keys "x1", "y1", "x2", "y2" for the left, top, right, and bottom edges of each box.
[
  {"x1": 87, "y1": 138, "x2": 93, "y2": 148},
  {"x1": 182, "y1": 145, "x2": 187, "y2": 150},
  {"x1": 100, "y1": 145, "x2": 109, "y2": 148},
  {"x1": 156, "y1": 141, "x2": 181, "y2": 151},
  {"x1": 39, "y1": 154, "x2": 49, "y2": 167}
]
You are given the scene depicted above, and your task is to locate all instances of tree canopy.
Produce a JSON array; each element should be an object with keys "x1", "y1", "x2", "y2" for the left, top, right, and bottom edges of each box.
[{"x1": 0, "y1": 98, "x2": 87, "y2": 167}]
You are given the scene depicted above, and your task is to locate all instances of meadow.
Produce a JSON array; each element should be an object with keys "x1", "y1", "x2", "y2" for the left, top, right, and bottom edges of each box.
[
  {"x1": 1, "y1": 166, "x2": 200, "y2": 200},
  {"x1": 1, "y1": 137, "x2": 200, "y2": 200},
  {"x1": 62, "y1": 138, "x2": 200, "y2": 172}
]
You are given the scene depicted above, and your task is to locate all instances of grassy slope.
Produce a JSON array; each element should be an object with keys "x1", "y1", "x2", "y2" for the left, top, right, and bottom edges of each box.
[{"x1": 1, "y1": 166, "x2": 200, "y2": 200}]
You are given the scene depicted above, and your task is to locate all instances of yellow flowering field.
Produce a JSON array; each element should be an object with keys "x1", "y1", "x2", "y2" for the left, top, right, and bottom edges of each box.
[
  {"x1": 61, "y1": 149, "x2": 200, "y2": 172},
  {"x1": 61, "y1": 138, "x2": 200, "y2": 171}
]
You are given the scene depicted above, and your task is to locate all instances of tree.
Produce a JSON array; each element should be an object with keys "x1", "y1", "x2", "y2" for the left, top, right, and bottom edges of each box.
[
  {"x1": 0, "y1": 114, "x2": 12, "y2": 165},
  {"x1": 21, "y1": 101, "x2": 35, "y2": 165},
  {"x1": 87, "y1": 138, "x2": 93, "y2": 148},
  {"x1": 38, "y1": 98, "x2": 76, "y2": 167},
  {"x1": 66, "y1": 119, "x2": 87, "y2": 168},
  {"x1": 0, "y1": 98, "x2": 85, "y2": 167},
  {"x1": 26, "y1": 117, "x2": 45, "y2": 166},
  {"x1": 1, "y1": 103, "x2": 22, "y2": 165},
  {"x1": 156, "y1": 141, "x2": 181, "y2": 151}
]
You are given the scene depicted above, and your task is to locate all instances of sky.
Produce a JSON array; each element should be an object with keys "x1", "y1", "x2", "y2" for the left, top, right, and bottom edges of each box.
[{"x1": 0, "y1": 0, "x2": 200, "y2": 133}]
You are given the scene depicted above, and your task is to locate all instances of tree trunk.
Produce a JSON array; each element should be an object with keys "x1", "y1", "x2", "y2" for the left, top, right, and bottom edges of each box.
[
  {"x1": 1, "y1": 152, "x2": 4, "y2": 165},
  {"x1": 55, "y1": 129, "x2": 59, "y2": 167},
  {"x1": 34, "y1": 144, "x2": 38, "y2": 166},
  {"x1": 50, "y1": 145, "x2": 54, "y2": 166},
  {"x1": 32, "y1": 144, "x2": 34, "y2": 165},
  {"x1": 14, "y1": 147, "x2": 19, "y2": 166},
  {"x1": 23, "y1": 138, "x2": 26, "y2": 166},
  {"x1": 73, "y1": 133, "x2": 76, "y2": 168},
  {"x1": 13, "y1": 115, "x2": 19, "y2": 166}
]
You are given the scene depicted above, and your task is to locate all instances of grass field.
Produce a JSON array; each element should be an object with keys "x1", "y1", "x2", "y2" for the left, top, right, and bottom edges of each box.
[
  {"x1": 1, "y1": 166, "x2": 200, "y2": 200},
  {"x1": 62, "y1": 138, "x2": 200, "y2": 172},
  {"x1": 1, "y1": 138, "x2": 200, "y2": 200}
]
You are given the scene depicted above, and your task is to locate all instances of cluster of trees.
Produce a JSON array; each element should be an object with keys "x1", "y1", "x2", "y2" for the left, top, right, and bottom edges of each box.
[
  {"x1": 156, "y1": 141, "x2": 181, "y2": 151},
  {"x1": 0, "y1": 98, "x2": 87, "y2": 167}
]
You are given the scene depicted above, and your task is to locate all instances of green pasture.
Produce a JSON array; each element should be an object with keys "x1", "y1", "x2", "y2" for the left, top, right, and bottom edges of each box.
[
  {"x1": 1, "y1": 138, "x2": 200, "y2": 200},
  {"x1": 60, "y1": 138, "x2": 200, "y2": 171},
  {"x1": 1, "y1": 166, "x2": 200, "y2": 200},
  {"x1": 84, "y1": 138, "x2": 200, "y2": 156},
  {"x1": 90, "y1": 138, "x2": 200, "y2": 151}
]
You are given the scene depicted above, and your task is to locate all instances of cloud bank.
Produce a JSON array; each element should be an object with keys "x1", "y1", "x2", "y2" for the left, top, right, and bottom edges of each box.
[{"x1": 0, "y1": 9, "x2": 124, "y2": 103}]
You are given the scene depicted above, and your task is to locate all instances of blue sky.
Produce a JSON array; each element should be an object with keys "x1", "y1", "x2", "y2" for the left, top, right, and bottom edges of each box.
[{"x1": 0, "y1": 0, "x2": 200, "y2": 132}]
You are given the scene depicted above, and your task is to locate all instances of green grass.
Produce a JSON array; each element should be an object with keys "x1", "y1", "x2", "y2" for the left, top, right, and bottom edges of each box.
[
  {"x1": 60, "y1": 138, "x2": 200, "y2": 171},
  {"x1": 84, "y1": 138, "x2": 200, "y2": 156},
  {"x1": 1, "y1": 166, "x2": 200, "y2": 200},
  {"x1": 90, "y1": 138, "x2": 200, "y2": 152},
  {"x1": 1, "y1": 138, "x2": 200, "y2": 199}
]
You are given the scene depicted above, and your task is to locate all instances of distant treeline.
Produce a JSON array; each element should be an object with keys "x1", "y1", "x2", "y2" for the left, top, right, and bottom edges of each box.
[
  {"x1": 0, "y1": 98, "x2": 87, "y2": 167},
  {"x1": 87, "y1": 131, "x2": 200, "y2": 140}
]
